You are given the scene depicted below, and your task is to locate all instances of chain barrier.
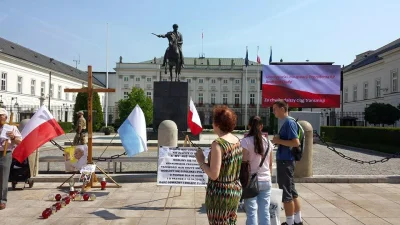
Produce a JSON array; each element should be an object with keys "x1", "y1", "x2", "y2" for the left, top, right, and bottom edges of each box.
[
  {"x1": 48, "y1": 139, "x2": 127, "y2": 161},
  {"x1": 314, "y1": 130, "x2": 400, "y2": 164},
  {"x1": 49, "y1": 140, "x2": 65, "y2": 152}
]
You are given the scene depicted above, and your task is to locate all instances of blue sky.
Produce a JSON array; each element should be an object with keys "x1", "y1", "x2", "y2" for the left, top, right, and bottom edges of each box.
[{"x1": 0, "y1": 0, "x2": 399, "y2": 72}]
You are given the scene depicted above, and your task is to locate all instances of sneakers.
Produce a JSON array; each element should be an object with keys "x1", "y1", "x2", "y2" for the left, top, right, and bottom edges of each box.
[{"x1": 281, "y1": 222, "x2": 303, "y2": 225}]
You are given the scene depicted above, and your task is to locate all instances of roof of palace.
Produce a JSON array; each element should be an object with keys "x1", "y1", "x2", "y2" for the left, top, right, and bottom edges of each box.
[
  {"x1": 343, "y1": 38, "x2": 400, "y2": 73},
  {"x1": 140, "y1": 56, "x2": 260, "y2": 66},
  {"x1": 0, "y1": 37, "x2": 105, "y2": 87}
]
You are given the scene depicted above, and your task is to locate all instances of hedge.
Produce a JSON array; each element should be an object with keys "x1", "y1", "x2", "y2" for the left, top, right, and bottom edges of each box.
[
  {"x1": 320, "y1": 126, "x2": 400, "y2": 154},
  {"x1": 58, "y1": 122, "x2": 73, "y2": 133}
]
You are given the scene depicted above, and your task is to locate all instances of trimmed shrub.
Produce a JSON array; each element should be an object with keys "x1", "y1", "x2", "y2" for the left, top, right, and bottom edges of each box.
[
  {"x1": 320, "y1": 126, "x2": 400, "y2": 154},
  {"x1": 58, "y1": 122, "x2": 73, "y2": 133}
]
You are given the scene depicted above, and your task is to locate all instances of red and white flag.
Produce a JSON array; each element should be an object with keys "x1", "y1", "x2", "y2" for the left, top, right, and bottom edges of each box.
[
  {"x1": 188, "y1": 98, "x2": 203, "y2": 136},
  {"x1": 13, "y1": 105, "x2": 64, "y2": 163}
]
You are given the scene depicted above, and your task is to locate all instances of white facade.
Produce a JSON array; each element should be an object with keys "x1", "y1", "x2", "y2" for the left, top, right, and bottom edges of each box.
[
  {"x1": 0, "y1": 51, "x2": 105, "y2": 123},
  {"x1": 112, "y1": 58, "x2": 262, "y2": 107},
  {"x1": 342, "y1": 40, "x2": 400, "y2": 127}
]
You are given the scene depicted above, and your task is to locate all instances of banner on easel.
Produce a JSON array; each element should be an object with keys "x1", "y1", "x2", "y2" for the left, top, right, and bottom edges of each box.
[{"x1": 157, "y1": 146, "x2": 210, "y2": 187}]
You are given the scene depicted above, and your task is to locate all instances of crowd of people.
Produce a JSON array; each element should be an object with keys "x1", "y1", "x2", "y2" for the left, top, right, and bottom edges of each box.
[{"x1": 195, "y1": 99, "x2": 303, "y2": 225}]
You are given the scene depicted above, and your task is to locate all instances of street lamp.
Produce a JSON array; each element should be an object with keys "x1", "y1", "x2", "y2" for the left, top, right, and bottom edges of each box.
[{"x1": 39, "y1": 93, "x2": 46, "y2": 107}]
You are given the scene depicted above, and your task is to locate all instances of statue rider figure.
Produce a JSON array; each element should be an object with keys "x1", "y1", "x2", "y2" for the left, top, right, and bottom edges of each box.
[{"x1": 157, "y1": 24, "x2": 184, "y2": 68}]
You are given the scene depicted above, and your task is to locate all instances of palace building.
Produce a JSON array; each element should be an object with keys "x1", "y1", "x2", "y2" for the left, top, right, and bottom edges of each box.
[
  {"x1": 97, "y1": 56, "x2": 268, "y2": 126},
  {"x1": 0, "y1": 37, "x2": 106, "y2": 122}
]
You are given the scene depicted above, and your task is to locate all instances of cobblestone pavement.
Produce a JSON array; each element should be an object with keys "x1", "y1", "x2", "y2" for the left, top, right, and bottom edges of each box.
[
  {"x1": 37, "y1": 141, "x2": 400, "y2": 176},
  {"x1": 313, "y1": 143, "x2": 400, "y2": 175},
  {"x1": 2, "y1": 182, "x2": 400, "y2": 225}
]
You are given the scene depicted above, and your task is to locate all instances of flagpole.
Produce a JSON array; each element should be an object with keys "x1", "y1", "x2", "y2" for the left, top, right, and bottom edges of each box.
[
  {"x1": 105, "y1": 23, "x2": 109, "y2": 127},
  {"x1": 245, "y1": 46, "x2": 248, "y2": 131},
  {"x1": 202, "y1": 29, "x2": 204, "y2": 57},
  {"x1": 256, "y1": 46, "x2": 260, "y2": 116}
]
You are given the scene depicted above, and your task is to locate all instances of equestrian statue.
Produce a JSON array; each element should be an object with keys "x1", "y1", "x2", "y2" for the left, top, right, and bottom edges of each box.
[{"x1": 153, "y1": 24, "x2": 184, "y2": 82}]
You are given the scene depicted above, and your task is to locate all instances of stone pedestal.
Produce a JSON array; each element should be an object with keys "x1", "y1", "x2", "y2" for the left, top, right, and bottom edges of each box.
[
  {"x1": 294, "y1": 120, "x2": 313, "y2": 178},
  {"x1": 153, "y1": 82, "x2": 189, "y2": 132}
]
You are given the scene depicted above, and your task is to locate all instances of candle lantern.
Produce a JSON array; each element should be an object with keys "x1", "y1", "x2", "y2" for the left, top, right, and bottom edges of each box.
[{"x1": 100, "y1": 177, "x2": 107, "y2": 190}]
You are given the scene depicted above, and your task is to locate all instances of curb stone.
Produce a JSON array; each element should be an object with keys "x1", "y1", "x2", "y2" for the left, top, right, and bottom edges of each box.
[{"x1": 30, "y1": 174, "x2": 400, "y2": 184}]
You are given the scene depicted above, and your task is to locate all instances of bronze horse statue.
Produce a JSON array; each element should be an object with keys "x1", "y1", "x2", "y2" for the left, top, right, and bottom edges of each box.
[{"x1": 154, "y1": 32, "x2": 182, "y2": 81}]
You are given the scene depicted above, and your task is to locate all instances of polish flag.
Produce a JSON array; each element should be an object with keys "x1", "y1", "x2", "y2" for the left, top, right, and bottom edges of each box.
[
  {"x1": 13, "y1": 105, "x2": 64, "y2": 163},
  {"x1": 188, "y1": 98, "x2": 203, "y2": 136}
]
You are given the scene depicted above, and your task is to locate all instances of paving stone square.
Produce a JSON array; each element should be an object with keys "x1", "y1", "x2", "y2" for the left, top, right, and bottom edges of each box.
[{"x1": 1, "y1": 182, "x2": 400, "y2": 224}]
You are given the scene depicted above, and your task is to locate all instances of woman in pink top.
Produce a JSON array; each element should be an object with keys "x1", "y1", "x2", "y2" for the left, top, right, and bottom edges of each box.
[{"x1": 240, "y1": 116, "x2": 273, "y2": 225}]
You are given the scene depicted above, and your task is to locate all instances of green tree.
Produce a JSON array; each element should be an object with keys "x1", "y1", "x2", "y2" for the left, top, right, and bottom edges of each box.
[
  {"x1": 73, "y1": 92, "x2": 104, "y2": 131},
  {"x1": 364, "y1": 103, "x2": 400, "y2": 126},
  {"x1": 118, "y1": 87, "x2": 153, "y2": 125}
]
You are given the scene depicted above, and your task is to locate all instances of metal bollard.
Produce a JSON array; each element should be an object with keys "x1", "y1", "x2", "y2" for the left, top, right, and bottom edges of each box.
[
  {"x1": 294, "y1": 120, "x2": 313, "y2": 178},
  {"x1": 157, "y1": 120, "x2": 178, "y2": 147}
]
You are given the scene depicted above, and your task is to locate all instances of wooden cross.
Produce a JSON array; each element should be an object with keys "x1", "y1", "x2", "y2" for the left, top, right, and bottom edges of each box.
[
  {"x1": 3, "y1": 112, "x2": 16, "y2": 156},
  {"x1": 64, "y1": 65, "x2": 117, "y2": 188}
]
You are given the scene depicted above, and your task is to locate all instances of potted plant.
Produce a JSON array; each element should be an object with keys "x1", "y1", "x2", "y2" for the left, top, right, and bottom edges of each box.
[{"x1": 101, "y1": 126, "x2": 115, "y2": 135}]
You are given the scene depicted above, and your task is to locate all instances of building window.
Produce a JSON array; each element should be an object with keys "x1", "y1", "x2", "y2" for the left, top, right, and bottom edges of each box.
[
  {"x1": 222, "y1": 94, "x2": 228, "y2": 104},
  {"x1": 72, "y1": 94, "x2": 76, "y2": 101},
  {"x1": 375, "y1": 79, "x2": 381, "y2": 98},
  {"x1": 123, "y1": 92, "x2": 129, "y2": 99},
  {"x1": 198, "y1": 93, "x2": 203, "y2": 104},
  {"x1": 235, "y1": 79, "x2": 240, "y2": 84},
  {"x1": 211, "y1": 93, "x2": 216, "y2": 104},
  {"x1": 50, "y1": 84, "x2": 54, "y2": 98},
  {"x1": 41, "y1": 82, "x2": 45, "y2": 96},
  {"x1": 391, "y1": 69, "x2": 398, "y2": 92},
  {"x1": 234, "y1": 94, "x2": 240, "y2": 105},
  {"x1": 363, "y1": 82, "x2": 368, "y2": 100},
  {"x1": 353, "y1": 85, "x2": 357, "y2": 101},
  {"x1": 147, "y1": 77, "x2": 152, "y2": 82},
  {"x1": 162, "y1": 78, "x2": 168, "y2": 81},
  {"x1": 223, "y1": 79, "x2": 228, "y2": 84},
  {"x1": 1, "y1": 72, "x2": 6, "y2": 91},
  {"x1": 187, "y1": 79, "x2": 191, "y2": 83},
  {"x1": 31, "y1": 79, "x2": 36, "y2": 95},
  {"x1": 199, "y1": 79, "x2": 204, "y2": 84},
  {"x1": 136, "y1": 77, "x2": 140, "y2": 82},
  {"x1": 124, "y1": 84, "x2": 129, "y2": 88},
  {"x1": 135, "y1": 84, "x2": 140, "y2": 88},
  {"x1": 17, "y1": 76, "x2": 22, "y2": 93},
  {"x1": 211, "y1": 79, "x2": 216, "y2": 84},
  {"x1": 344, "y1": 87, "x2": 348, "y2": 102},
  {"x1": 123, "y1": 76, "x2": 129, "y2": 82},
  {"x1": 58, "y1": 85, "x2": 62, "y2": 99},
  {"x1": 250, "y1": 79, "x2": 256, "y2": 84},
  {"x1": 250, "y1": 93, "x2": 255, "y2": 105},
  {"x1": 65, "y1": 89, "x2": 69, "y2": 100},
  {"x1": 146, "y1": 91, "x2": 152, "y2": 99}
]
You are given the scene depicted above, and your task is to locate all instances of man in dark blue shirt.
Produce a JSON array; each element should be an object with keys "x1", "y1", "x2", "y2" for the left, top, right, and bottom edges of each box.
[{"x1": 271, "y1": 100, "x2": 303, "y2": 225}]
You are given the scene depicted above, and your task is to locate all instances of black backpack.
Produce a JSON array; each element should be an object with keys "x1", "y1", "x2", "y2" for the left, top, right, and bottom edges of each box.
[{"x1": 288, "y1": 117, "x2": 305, "y2": 161}]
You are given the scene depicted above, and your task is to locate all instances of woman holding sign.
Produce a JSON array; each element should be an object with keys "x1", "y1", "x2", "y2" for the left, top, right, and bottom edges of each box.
[
  {"x1": 195, "y1": 105, "x2": 243, "y2": 225},
  {"x1": 0, "y1": 108, "x2": 22, "y2": 210}
]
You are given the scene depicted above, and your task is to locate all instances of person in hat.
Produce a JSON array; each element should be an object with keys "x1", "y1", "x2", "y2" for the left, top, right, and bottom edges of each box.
[
  {"x1": 73, "y1": 111, "x2": 87, "y2": 145},
  {"x1": 0, "y1": 108, "x2": 22, "y2": 210}
]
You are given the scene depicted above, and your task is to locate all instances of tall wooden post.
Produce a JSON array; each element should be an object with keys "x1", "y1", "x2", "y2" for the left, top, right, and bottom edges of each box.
[
  {"x1": 87, "y1": 65, "x2": 93, "y2": 164},
  {"x1": 64, "y1": 65, "x2": 116, "y2": 189}
]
